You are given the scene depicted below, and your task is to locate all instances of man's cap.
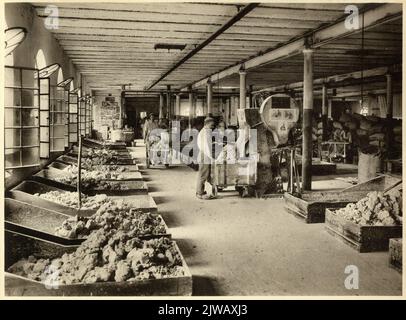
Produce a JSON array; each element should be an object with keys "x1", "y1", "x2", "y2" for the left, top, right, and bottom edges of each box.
[{"x1": 204, "y1": 116, "x2": 214, "y2": 124}]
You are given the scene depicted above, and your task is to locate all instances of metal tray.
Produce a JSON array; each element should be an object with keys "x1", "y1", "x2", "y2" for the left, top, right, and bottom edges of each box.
[
  {"x1": 47, "y1": 163, "x2": 143, "y2": 181},
  {"x1": 5, "y1": 231, "x2": 192, "y2": 296},
  {"x1": 8, "y1": 180, "x2": 93, "y2": 217},
  {"x1": 32, "y1": 168, "x2": 149, "y2": 195},
  {"x1": 53, "y1": 159, "x2": 140, "y2": 172},
  {"x1": 9, "y1": 180, "x2": 158, "y2": 215},
  {"x1": 5, "y1": 198, "x2": 83, "y2": 246}
]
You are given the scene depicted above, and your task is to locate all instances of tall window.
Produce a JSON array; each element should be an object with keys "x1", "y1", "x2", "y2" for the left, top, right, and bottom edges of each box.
[
  {"x1": 68, "y1": 91, "x2": 79, "y2": 145},
  {"x1": 4, "y1": 66, "x2": 40, "y2": 169},
  {"x1": 50, "y1": 84, "x2": 66, "y2": 151},
  {"x1": 86, "y1": 96, "x2": 92, "y2": 136}
]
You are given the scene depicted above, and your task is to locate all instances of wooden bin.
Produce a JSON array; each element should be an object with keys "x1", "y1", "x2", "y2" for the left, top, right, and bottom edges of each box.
[
  {"x1": 5, "y1": 231, "x2": 192, "y2": 296},
  {"x1": 389, "y1": 238, "x2": 402, "y2": 272},
  {"x1": 284, "y1": 174, "x2": 402, "y2": 224},
  {"x1": 284, "y1": 191, "x2": 370, "y2": 223},
  {"x1": 325, "y1": 209, "x2": 402, "y2": 252}
]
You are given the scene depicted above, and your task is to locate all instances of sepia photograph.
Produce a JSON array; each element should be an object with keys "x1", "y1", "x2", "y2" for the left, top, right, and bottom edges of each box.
[{"x1": 1, "y1": 0, "x2": 404, "y2": 300}]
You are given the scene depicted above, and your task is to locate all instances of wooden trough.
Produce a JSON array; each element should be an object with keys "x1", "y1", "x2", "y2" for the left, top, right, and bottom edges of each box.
[
  {"x1": 284, "y1": 174, "x2": 402, "y2": 223},
  {"x1": 325, "y1": 209, "x2": 402, "y2": 253},
  {"x1": 4, "y1": 231, "x2": 192, "y2": 296}
]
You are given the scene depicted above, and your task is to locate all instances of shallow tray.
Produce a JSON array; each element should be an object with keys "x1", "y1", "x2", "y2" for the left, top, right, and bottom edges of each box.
[
  {"x1": 53, "y1": 160, "x2": 140, "y2": 172},
  {"x1": 32, "y1": 168, "x2": 149, "y2": 195},
  {"x1": 47, "y1": 164, "x2": 143, "y2": 181},
  {"x1": 5, "y1": 198, "x2": 83, "y2": 246},
  {"x1": 5, "y1": 231, "x2": 192, "y2": 296},
  {"x1": 8, "y1": 181, "x2": 93, "y2": 217},
  {"x1": 9, "y1": 180, "x2": 158, "y2": 215}
]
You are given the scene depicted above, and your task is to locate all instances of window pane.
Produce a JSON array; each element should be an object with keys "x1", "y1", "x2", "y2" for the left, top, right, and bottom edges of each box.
[
  {"x1": 5, "y1": 88, "x2": 21, "y2": 107},
  {"x1": 69, "y1": 133, "x2": 78, "y2": 142},
  {"x1": 22, "y1": 89, "x2": 35, "y2": 106},
  {"x1": 22, "y1": 69, "x2": 37, "y2": 88},
  {"x1": 69, "y1": 104, "x2": 77, "y2": 113},
  {"x1": 5, "y1": 149, "x2": 21, "y2": 168},
  {"x1": 4, "y1": 108, "x2": 21, "y2": 127},
  {"x1": 22, "y1": 109, "x2": 39, "y2": 126},
  {"x1": 22, "y1": 128, "x2": 39, "y2": 146},
  {"x1": 40, "y1": 127, "x2": 49, "y2": 141},
  {"x1": 40, "y1": 79, "x2": 49, "y2": 94},
  {"x1": 40, "y1": 142, "x2": 49, "y2": 158},
  {"x1": 52, "y1": 112, "x2": 64, "y2": 125},
  {"x1": 5, "y1": 68, "x2": 21, "y2": 87},
  {"x1": 5, "y1": 129, "x2": 21, "y2": 148},
  {"x1": 69, "y1": 123, "x2": 78, "y2": 132},
  {"x1": 69, "y1": 114, "x2": 78, "y2": 123},
  {"x1": 52, "y1": 125, "x2": 65, "y2": 138},
  {"x1": 40, "y1": 96, "x2": 49, "y2": 110},
  {"x1": 51, "y1": 138, "x2": 65, "y2": 152},
  {"x1": 22, "y1": 147, "x2": 39, "y2": 166}
]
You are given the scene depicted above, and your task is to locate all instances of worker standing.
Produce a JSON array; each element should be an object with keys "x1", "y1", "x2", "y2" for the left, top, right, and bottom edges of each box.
[
  {"x1": 196, "y1": 117, "x2": 216, "y2": 200},
  {"x1": 144, "y1": 113, "x2": 159, "y2": 167}
]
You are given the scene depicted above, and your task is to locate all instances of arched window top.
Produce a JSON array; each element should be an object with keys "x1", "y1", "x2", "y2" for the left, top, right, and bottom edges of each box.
[
  {"x1": 35, "y1": 49, "x2": 47, "y2": 70},
  {"x1": 70, "y1": 81, "x2": 74, "y2": 92}
]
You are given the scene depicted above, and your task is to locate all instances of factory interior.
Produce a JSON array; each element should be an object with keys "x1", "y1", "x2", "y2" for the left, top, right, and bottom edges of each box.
[{"x1": 3, "y1": 2, "x2": 403, "y2": 296}]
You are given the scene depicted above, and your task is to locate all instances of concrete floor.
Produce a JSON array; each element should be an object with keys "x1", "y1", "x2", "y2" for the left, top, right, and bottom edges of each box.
[{"x1": 131, "y1": 143, "x2": 402, "y2": 296}]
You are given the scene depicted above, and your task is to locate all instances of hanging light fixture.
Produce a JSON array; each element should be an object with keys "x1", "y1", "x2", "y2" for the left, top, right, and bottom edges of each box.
[{"x1": 4, "y1": 27, "x2": 27, "y2": 57}]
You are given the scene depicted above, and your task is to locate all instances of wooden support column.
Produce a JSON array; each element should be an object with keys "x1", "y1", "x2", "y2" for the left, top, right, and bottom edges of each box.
[
  {"x1": 207, "y1": 80, "x2": 213, "y2": 116},
  {"x1": 249, "y1": 85, "x2": 254, "y2": 108},
  {"x1": 159, "y1": 93, "x2": 164, "y2": 119},
  {"x1": 386, "y1": 73, "x2": 394, "y2": 158},
  {"x1": 166, "y1": 85, "x2": 171, "y2": 119},
  {"x1": 321, "y1": 84, "x2": 328, "y2": 141},
  {"x1": 328, "y1": 99, "x2": 332, "y2": 119},
  {"x1": 175, "y1": 94, "x2": 181, "y2": 117},
  {"x1": 188, "y1": 87, "x2": 193, "y2": 128},
  {"x1": 302, "y1": 48, "x2": 314, "y2": 191},
  {"x1": 386, "y1": 74, "x2": 393, "y2": 118},
  {"x1": 239, "y1": 68, "x2": 247, "y2": 109}
]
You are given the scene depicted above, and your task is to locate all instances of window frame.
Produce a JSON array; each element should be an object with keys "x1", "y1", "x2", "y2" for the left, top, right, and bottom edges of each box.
[
  {"x1": 39, "y1": 76, "x2": 50, "y2": 159},
  {"x1": 68, "y1": 91, "x2": 79, "y2": 145},
  {"x1": 4, "y1": 65, "x2": 40, "y2": 169}
]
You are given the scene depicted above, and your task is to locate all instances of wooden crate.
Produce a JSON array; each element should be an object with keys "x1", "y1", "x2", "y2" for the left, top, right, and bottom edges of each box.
[
  {"x1": 389, "y1": 238, "x2": 402, "y2": 272},
  {"x1": 284, "y1": 191, "x2": 370, "y2": 223},
  {"x1": 5, "y1": 231, "x2": 192, "y2": 296},
  {"x1": 325, "y1": 209, "x2": 402, "y2": 252}
]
